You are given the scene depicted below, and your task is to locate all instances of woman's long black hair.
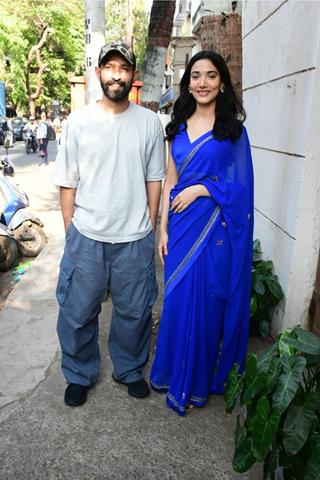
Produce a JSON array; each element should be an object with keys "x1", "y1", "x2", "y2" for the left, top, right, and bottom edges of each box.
[{"x1": 165, "y1": 50, "x2": 246, "y2": 142}]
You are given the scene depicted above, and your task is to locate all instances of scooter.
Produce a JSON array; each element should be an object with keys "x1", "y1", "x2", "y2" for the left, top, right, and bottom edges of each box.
[
  {"x1": 0, "y1": 164, "x2": 47, "y2": 270},
  {"x1": 0, "y1": 224, "x2": 18, "y2": 271},
  {"x1": 25, "y1": 129, "x2": 38, "y2": 154},
  {"x1": 1, "y1": 156, "x2": 15, "y2": 176}
]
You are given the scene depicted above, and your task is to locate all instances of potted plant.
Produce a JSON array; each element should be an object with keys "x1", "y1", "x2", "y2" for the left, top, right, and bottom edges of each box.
[
  {"x1": 224, "y1": 326, "x2": 320, "y2": 479},
  {"x1": 250, "y1": 239, "x2": 284, "y2": 338}
]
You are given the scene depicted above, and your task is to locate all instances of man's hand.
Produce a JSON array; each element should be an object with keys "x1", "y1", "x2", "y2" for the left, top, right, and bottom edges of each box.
[
  {"x1": 60, "y1": 187, "x2": 76, "y2": 231},
  {"x1": 146, "y1": 181, "x2": 162, "y2": 232}
]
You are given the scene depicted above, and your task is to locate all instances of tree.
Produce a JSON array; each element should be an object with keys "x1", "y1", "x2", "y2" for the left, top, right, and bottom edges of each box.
[
  {"x1": 26, "y1": 21, "x2": 51, "y2": 116},
  {"x1": 105, "y1": 0, "x2": 148, "y2": 73},
  {"x1": 0, "y1": 0, "x2": 84, "y2": 115},
  {"x1": 132, "y1": 0, "x2": 148, "y2": 73},
  {"x1": 140, "y1": 0, "x2": 176, "y2": 111}
]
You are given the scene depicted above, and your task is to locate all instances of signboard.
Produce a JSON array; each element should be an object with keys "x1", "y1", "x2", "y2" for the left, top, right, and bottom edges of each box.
[{"x1": 159, "y1": 86, "x2": 174, "y2": 109}]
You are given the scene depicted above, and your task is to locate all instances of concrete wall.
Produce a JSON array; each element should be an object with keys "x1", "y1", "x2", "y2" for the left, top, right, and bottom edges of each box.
[{"x1": 242, "y1": 0, "x2": 320, "y2": 332}]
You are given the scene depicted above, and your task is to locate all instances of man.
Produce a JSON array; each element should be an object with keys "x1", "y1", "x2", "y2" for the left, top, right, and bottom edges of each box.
[
  {"x1": 53, "y1": 41, "x2": 165, "y2": 407},
  {"x1": 23, "y1": 116, "x2": 38, "y2": 151},
  {"x1": 36, "y1": 114, "x2": 48, "y2": 165},
  {"x1": 52, "y1": 116, "x2": 62, "y2": 144},
  {"x1": 24, "y1": 116, "x2": 37, "y2": 133}
]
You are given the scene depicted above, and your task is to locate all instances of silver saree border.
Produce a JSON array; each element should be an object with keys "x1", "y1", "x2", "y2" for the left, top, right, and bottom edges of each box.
[
  {"x1": 165, "y1": 205, "x2": 221, "y2": 292},
  {"x1": 177, "y1": 134, "x2": 214, "y2": 179}
]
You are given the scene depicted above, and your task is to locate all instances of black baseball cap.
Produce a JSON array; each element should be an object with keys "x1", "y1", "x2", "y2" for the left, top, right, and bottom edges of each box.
[{"x1": 98, "y1": 41, "x2": 136, "y2": 70}]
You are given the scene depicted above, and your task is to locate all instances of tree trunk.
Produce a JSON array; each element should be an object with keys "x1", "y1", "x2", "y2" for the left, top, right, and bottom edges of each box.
[
  {"x1": 85, "y1": 0, "x2": 106, "y2": 104},
  {"x1": 125, "y1": 0, "x2": 134, "y2": 48},
  {"x1": 140, "y1": 0, "x2": 176, "y2": 112},
  {"x1": 26, "y1": 25, "x2": 51, "y2": 116}
]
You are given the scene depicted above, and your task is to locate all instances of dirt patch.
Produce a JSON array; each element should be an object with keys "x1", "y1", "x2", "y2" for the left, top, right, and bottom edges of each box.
[
  {"x1": 0, "y1": 258, "x2": 35, "y2": 310},
  {"x1": 0, "y1": 269, "x2": 16, "y2": 310}
]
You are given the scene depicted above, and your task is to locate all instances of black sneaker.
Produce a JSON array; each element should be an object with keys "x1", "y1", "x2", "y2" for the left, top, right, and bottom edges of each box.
[
  {"x1": 64, "y1": 383, "x2": 89, "y2": 407},
  {"x1": 112, "y1": 376, "x2": 150, "y2": 398},
  {"x1": 127, "y1": 379, "x2": 150, "y2": 398}
]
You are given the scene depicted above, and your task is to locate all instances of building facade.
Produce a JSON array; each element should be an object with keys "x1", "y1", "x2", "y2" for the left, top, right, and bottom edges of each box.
[
  {"x1": 163, "y1": 0, "x2": 320, "y2": 335},
  {"x1": 243, "y1": 0, "x2": 320, "y2": 334},
  {"x1": 160, "y1": 0, "x2": 243, "y2": 111}
]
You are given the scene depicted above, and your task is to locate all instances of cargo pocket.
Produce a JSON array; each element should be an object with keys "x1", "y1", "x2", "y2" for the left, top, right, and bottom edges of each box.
[
  {"x1": 65, "y1": 222, "x2": 74, "y2": 242},
  {"x1": 56, "y1": 258, "x2": 75, "y2": 306},
  {"x1": 138, "y1": 230, "x2": 156, "y2": 268}
]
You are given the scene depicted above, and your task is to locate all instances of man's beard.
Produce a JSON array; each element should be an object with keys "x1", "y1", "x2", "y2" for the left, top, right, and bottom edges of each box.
[{"x1": 101, "y1": 79, "x2": 133, "y2": 102}]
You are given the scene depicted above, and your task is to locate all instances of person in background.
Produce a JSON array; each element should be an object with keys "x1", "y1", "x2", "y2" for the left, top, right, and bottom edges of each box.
[
  {"x1": 53, "y1": 41, "x2": 166, "y2": 407},
  {"x1": 53, "y1": 116, "x2": 62, "y2": 144},
  {"x1": 36, "y1": 114, "x2": 48, "y2": 165},
  {"x1": 150, "y1": 50, "x2": 254, "y2": 416},
  {"x1": 1, "y1": 117, "x2": 14, "y2": 147},
  {"x1": 24, "y1": 116, "x2": 37, "y2": 133}
]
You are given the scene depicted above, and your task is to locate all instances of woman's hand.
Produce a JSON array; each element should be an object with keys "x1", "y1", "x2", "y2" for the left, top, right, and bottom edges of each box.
[
  {"x1": 158, "y1": 229, "x2": 169, "y2": 265},
  {"x1": 171, "y1": 184, "x2": 209, "y2": 213}
]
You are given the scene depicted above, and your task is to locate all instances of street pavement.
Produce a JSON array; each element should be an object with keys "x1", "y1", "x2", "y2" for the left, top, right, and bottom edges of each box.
[{"x1": 0, "y1": 140, "x2": 262, "y2": 479}]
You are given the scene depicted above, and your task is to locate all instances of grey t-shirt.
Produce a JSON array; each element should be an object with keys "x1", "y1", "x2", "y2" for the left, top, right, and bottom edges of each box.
[{"x1": 53, "y1": 102, "x2": 166, "y2": 243}]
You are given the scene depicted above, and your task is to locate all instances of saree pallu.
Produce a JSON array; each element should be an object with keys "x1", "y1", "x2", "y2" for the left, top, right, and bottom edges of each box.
[{"x1": 150, "y1": 125, "x2": 254, "y2": 416}]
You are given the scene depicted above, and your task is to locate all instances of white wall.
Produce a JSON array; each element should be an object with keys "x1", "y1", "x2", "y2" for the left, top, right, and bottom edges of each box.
[{"x1": 243, "y1": 0, "x2": 320, "y2": 332}]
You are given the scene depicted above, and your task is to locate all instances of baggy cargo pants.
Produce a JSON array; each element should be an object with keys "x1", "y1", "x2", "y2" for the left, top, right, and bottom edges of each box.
[{"x1": 56, "y1": 223, "x2": 158, "y2": 387}]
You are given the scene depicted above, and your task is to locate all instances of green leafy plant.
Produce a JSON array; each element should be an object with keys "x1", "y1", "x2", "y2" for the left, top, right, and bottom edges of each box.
[
  {"x1": 224, "y1": 326, "x2": 320, "y2": 479},
  {"x1": 250, "y1": 239, "x2": 284, "y2": 338}
]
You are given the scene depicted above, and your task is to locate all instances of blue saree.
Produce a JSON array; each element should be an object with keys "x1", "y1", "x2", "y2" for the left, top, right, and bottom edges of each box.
[{"x1": 150, "y1": 124, "x2": 254, "y2": 416}]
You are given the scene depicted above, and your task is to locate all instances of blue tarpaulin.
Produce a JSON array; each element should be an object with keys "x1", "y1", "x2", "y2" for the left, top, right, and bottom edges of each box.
[{"x1": 0, "y1": 82, "x2": 5, "y2": 117}]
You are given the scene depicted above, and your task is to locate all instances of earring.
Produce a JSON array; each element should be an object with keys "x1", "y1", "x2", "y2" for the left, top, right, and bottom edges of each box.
[
  {"x1": 220, "y1": 85, "x2": 225, "y2": 93},
  {"x1": 188, "y1": 86, "x2": 192, "y2": 94}
]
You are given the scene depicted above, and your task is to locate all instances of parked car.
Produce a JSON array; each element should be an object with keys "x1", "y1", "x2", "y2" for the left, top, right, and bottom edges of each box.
[{"x1": 12, "y1": 117, "x2": 27, "y2": 141}]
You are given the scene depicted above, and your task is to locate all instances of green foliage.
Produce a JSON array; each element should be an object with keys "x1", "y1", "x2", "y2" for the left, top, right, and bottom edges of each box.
[
  {"x1": 303, "y1": 433, "x2": 320, "y2": 480},
  {"x1": 1, "y1": 0, "x2": 148, "y2": 113},
  {"x1": 241, "y1": 354, "x2": 268, "y2": 405},
  {"x1": 105, "y1": 0, "x2": 148, "y2": 73},
  {"x1": 132, "y1": 0, "x2": 148, "y2": 73},
  {"x1": 224, "y1": 327, "x2": 320, "y2": 479},
  {"x1": 0, "y1": 0, "x2": 84, "y2": 114},
  {"x1": 251, "y1": 239, "x2": 284, "y2": 338},
  {"x1": 105, "y1": 0, "x2": 127, "y2": 44},
  {"x1": 248, "y1": 396, "x2": 281, "y2": 462}
]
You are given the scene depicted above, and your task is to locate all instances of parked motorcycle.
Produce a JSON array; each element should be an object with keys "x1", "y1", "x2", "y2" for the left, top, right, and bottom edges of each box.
[
  {"x1": 0, "y1": 164, "x2": 47, "y2": 270},
  {"x1": 0, "y1": 224, "x2": 18, "y2": 271},
  {"x1": 1, "y1": 156, "x2": 15, "y2": 176},
  {"x1": 25, "y1": 129, "x2": 38, "y2": 154}
]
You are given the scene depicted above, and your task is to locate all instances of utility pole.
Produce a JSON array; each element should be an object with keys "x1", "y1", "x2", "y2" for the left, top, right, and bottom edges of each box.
[{"x1": 85, "y1": 0, "x2": 106, "y2": 104}]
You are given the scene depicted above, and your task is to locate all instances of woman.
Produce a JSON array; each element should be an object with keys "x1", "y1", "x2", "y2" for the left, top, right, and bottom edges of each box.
[{"x1": 150, "y1": 51, "x2": 254, "y2": 416}]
